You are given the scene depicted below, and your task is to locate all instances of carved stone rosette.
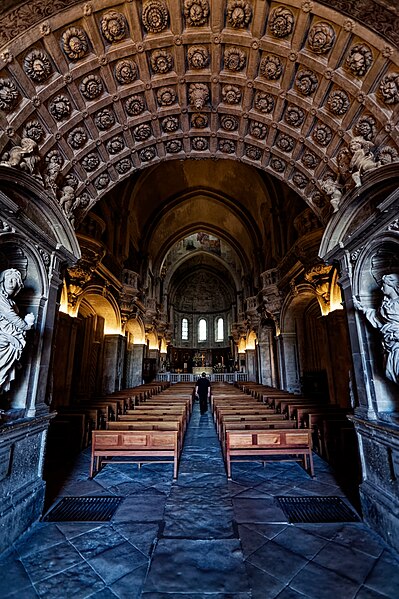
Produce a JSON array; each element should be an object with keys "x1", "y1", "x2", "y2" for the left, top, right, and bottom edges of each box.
[{"x1": 142, "y1": 0, "x2": 169, "y2": 33}]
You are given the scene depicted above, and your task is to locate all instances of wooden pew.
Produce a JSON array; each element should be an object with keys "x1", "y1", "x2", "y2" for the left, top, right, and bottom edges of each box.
[
  {"x1": 225, "y1": 429, "x2": 314, "y2": 479},
  {"x1": 90, "y1": 429, "x2": 180, "y2": 479}
]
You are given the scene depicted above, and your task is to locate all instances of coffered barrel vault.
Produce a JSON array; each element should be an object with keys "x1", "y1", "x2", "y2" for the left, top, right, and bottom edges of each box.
[{"x1": 0, "y1": 0, "x2": 398, "y2": 226}]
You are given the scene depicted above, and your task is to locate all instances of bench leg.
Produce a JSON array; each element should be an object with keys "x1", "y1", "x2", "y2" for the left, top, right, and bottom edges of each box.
[
  {"x1": 308, "y1": 450, "x2": 315, "y2": 478},
  {"x1": 226, "y1": 452, "x2": 232, "y2": 479}
]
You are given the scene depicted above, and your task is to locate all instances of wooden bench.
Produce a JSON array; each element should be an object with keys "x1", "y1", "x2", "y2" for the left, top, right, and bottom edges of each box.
[
  {"x1": 90, "y1": 429, "x2": 180, "y2": 479},
  {"x1": 225, "y1": 429, "x2": 314, "y2": 479}
]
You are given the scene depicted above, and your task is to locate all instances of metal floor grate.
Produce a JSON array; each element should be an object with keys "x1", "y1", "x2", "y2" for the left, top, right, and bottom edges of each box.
[
  {"x1": 276, "y1": 496, "x2": 360, "y2": 523},
  {"x1": 42, "y1": 496, "x2": 124, "y2": 522}
]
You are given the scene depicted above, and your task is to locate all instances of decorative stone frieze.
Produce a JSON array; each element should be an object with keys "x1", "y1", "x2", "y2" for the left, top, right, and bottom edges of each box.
[
  {"x1": 192, "y1": 137, "x2": 208, "y2": 151},
  {"x1": 115, "y1": 157, "x2": 133, "y2": 174},
  {"x1": 312, "y1": 122, "x2": 333, "y2": 146},
  {"x1": 61, "y1": 27, "x2": 89, "y2": 61},
  {"x1": 224, "y1": 47, "x2": 246, "y2": 72},
  {"x1": 226, "y1": 0, "x2": 252, "y2": 28},
  {"x1": 188, "y1": 83, "x2": 209, "y2": 109},
  {"x1": 249, "y1": 121, "x2": 267, "y2": 140},
  {"x1": 115, "y1": 60, "x2": 138, "y2": 84},
  {"x1": 276, "y1": 133, "x2": 294, "y2": 153},
  {"x1": 150, "y1": 49, "x2": 173, "y2": 74},
  {"x1": 184, "y1": 0, "x2": 209, "y2": 27},
  {"x1": 94, "y1": 109, "x2": 115, "y2": 131},
  {"x1": 157, "y1": 87, "x2": 177, "y2": 106},
  {"x1": 79, "y1": 74, "x2": 103, "y2": 100},
  {"x1": 139, "y1": 146, "x2": 156, "y2": 161},
  {"x1": 23, "y1": 50, "x2": 52, "y2": 83},
  {"x1": 187, "y1": 46, "x2": 209, "y2": 69},
  {"x1": 254, "y1": 91, "x2": 274, "y2": 114},
  {"x1": 220, "y1": 115, "x2": 239, "y2": 131},
  {"x1": 379, "y1": 73, "x2": 399, "y2": 105},
  {"x1": 100, "y1": 11, "x2": 128, "y2": 43},
  {"x1": 269, "y1": 6, "x2": 295, "y2": 38},
  {"x1": 353, "y1": 115, "x2": 376, "y2": 141},
  {"x1": 308, "y1": 21, "x2": 335, "y2": 54},
  {"x1": 284, "y1": 105, "x2": 305, "y2": 127},
  {"x1": 260, "y1": 55, "x2": 283, "y2": 80},
  {"x1": 82, "y1": 152, "x2": 100, "y2": 172},
  {"x1": 133, "y1": 123, "x2": 152, "y2": 141},
  {"x1": 162, "y1": 116, "x2": 179, "y2": 132},
  {"x1": 0, "y1": 79, "x2": 19, "y2": 112},
  {"x1": 142, "y1": 0, "x2": 169, "y2": 33},
  {"x1": 219, "y1": 139, "x2": 235, "y2": 154},
  {"x1": 106, "y1": 135, "x2": 125, "y2": 154},
  {"x1": 22, "y1": 121, "x2": 44, "y2": 143},
  {"x1": 295, "y1": 70, "x2": 318, "y2": 96},
  {"x1": 222, "y1": 84, "x2": 241, "y2": 104},
  {"x1": 67, "y1": 127, "x2": 87, "y2": 149},
  {"x1": 125, "y1": 94, "x2": 146, "y2": 115},
  {"x1": 49, "y1": 95, "x2": 71, "y2": 121},
  {"x1": 327, "y1": 89, "x2": 350, "y2": 115},
  {"x1": 165, "y1": 140, "x2": 183, "y2": 153},
  {"x1": 345, "y1": 44, "x2": 373, "y2": 77}
]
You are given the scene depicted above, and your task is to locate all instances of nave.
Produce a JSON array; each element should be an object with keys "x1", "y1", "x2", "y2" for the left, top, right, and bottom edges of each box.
[{"x1": 1, "y1": 387, "x2": 399, "y2": 599}]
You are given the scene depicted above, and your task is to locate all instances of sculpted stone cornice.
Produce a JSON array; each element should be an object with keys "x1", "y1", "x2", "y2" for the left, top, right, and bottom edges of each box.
[{"x1": 0, "y1": 0, "x2": 398, "y2": 221}]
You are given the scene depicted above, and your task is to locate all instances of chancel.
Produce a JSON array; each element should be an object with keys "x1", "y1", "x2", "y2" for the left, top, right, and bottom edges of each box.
[{"x1": 0, "y1": 0, "x2": 399, "y2": 596}]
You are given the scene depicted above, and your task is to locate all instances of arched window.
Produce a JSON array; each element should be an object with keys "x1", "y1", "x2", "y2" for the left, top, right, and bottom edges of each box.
[
  {"x1": 181, "y1": 318, "x2": 188, "y2": 340},
  {"x1": 198, "y1": 318, "x2": 207, "y2": 341},
  {"x1": 216, "y1": 317, "x2": 224, "y2": 342}
]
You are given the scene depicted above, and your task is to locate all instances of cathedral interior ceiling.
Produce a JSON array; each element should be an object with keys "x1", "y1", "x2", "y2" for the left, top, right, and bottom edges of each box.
[{"x1": 0, "y1": 0, "x2": 398, "y2": 226}]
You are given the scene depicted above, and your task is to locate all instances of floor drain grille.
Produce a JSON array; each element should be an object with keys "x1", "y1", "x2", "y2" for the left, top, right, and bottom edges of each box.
[
  {"x1": 276, "y1": 496, "x2": 360, "y2": 523},
  {"x1": 42, "y1": 496, "x2": 123, "y2": 522}
]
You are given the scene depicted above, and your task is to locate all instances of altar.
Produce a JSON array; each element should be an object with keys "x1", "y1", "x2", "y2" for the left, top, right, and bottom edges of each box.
[{"x1": 192, "y1": 367, "x2": 213, "y2": 376}]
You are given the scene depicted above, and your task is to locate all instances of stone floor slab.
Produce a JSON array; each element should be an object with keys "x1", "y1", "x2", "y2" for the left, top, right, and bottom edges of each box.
[
  {"x1": 87, "y1": 540, "x2": 148, "y2": 585},
  {"x1": 143, "y1": 539, "x2": 249, "y2": 593},
  {"x1": 246, "y1": 539, "x2": 307, "y2": 583},
  {"x1": 289, "y1": 561, "x2": 360, "y2": 599},
  {"x1": 33, "y1": 562, "x2": 105, "y2": 598}
]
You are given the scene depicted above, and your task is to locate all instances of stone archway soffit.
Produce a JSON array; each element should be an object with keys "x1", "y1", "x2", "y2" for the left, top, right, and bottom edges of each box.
[
  {"x1": 164, "y1": 248, "x2": 241, "y2": 294},
  {"x1": 0, "y1": 1, "x2": 398, "y2": 223},
  {"x1": 280, "y1": 281, "x2": 318, "y2": 332},
  {"x1": 141, "y1": 186, "x2": 265, "y2": 257}
]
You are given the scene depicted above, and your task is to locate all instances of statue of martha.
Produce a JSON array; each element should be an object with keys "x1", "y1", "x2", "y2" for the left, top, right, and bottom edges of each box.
[
  {"x1": 353, "y1": 273, "x2": 399, "y2": 385},
  {"x1": 0, "y1": 269, "x2": 35, "y2": 393}
]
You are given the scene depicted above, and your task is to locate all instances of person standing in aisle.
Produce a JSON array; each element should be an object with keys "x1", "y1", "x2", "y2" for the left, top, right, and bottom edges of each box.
[{"x1": 195, "y1": 372, "x2": 211, "y2": 415}]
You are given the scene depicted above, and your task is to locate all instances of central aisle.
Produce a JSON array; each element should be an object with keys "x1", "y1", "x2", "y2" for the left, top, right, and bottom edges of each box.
[{"x1": 142, "y1": 406, "x2": 251, "y2": 594}]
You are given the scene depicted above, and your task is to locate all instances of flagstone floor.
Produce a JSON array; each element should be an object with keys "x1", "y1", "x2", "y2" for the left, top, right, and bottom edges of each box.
[{"x1": 1, "y1": 403, "x2": 399, "y2": 599}]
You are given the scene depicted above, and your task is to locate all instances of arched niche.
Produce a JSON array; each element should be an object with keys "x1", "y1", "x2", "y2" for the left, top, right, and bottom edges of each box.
[
  {"x1": 79, "y1": 290, "x2": 121, "y2": 334},
  {"x1": 125, "y1": 317, "x2": 145, "y2": 346}
]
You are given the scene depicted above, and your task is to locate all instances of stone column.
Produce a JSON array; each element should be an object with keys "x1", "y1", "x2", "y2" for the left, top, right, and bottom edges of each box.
[
  {"x1": 102, "y1": 334, "x2": 126, "y2": 394},
  {"x1": 277, "y1": 332, "x2": 301, "y2": 393},
  {"x1": 245, "y1": 349, "x2": 257, "y2": 382},
  {"x1": 258, "y1": 338, "x2": 276, "y2": 387},
  {"x1": 130, "y1": 343, "x2": 145, "y2": 387}
]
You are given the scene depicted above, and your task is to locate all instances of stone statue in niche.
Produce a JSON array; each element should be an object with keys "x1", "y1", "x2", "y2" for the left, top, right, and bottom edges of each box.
[
  {"x1": 0, "y1": 269, "x2": 35, "y2": 393},
  {"x1": 353, "y1": 273, "x2": 399, "y2": 385},
  {"x1": 348, "y1": 136, "x2": 380, "y2": 187}
]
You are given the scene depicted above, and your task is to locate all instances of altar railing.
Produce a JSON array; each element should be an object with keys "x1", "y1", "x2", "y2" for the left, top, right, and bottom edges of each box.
[{"x1": 155, "y1": 372, "x2": 248, "y2": 384}]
